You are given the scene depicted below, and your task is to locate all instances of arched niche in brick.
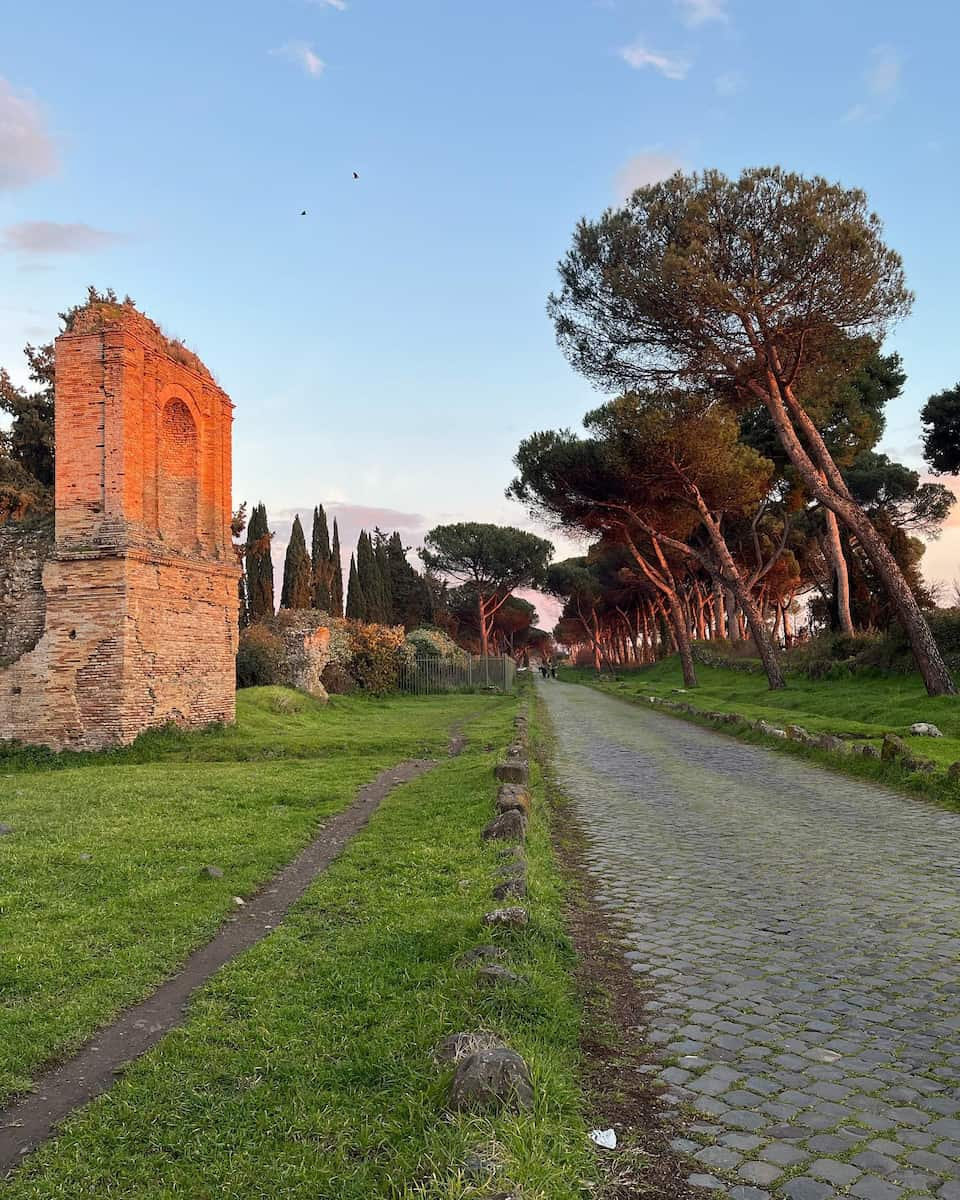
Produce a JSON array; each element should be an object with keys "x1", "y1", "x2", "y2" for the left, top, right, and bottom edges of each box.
[{"x1": 158, "y1": 396, "x2": 199, "y2": 550}]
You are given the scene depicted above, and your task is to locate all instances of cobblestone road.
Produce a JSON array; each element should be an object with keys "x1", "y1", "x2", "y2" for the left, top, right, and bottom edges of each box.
[{"x1": 540, "y1": 680, "x2": 960, "y2": 1200}]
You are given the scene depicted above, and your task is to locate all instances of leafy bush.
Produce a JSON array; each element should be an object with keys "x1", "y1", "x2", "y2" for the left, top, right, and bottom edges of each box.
[
  {"x1": 236, "y1": 625, "x2": 284, "y2": 688},
  {"x1": 856, "y1": 609, "x2": 960, "y2": 675},
  {"x1": 348, "y1": 623, "x2": 405, "y2": 694},
  {"x1": 321, "y1": 662, "x2": 356, "y2": 695},
  {"x1": 404, "y1": 626, "x2": 466, "y2": 663},
  {"x1": 784, "y1": 632, "x2": 881, "y2": 679}
]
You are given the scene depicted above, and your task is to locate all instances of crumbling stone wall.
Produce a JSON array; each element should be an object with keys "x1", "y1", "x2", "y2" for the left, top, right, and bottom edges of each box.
[
  {"x1": 0, "y1": 302, "x2": 239, "y2": 750},
  {"x1": 0, "y1": 520, "x2": 53, "y2": 666}
]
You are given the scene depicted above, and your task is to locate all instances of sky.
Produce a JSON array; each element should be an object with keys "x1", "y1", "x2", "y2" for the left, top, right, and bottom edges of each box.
[{"x1": 3, "y1": 0, "x2": 960, "y2": 622}]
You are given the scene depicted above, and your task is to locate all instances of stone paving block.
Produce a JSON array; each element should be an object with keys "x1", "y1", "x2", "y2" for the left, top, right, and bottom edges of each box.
[
  {"x1": 739, "y1": 1161, "x2": 783, "y2": 1186},
  {"x1": 810, "y1": 1082, "x2": 852, "y2": 1101},
  {"x1": 867, "y1": 1140, "x2": 906, "y2": 1157},
  {"x1": 766, "y1": 1125, "x2": 809, "y2": 1140},
  {"x1": 851, "y1": 1152, "x2": 899, "y2": 1175},
  {"x1": 745, "y1": 1076, "x2": 782, "y2": 1096},
  {"x1": 797, "y1": 1112, "x2": 839, "y2": 1131},
  {"x1": 729, "y1": 1187, "x2": 770, "y2": 1200},
  {"x1": 850, "y1": 1176, "x2": 903, "y2": 1200},
  {"x1": 695, "y1": 1146, "x2": 743, "y2": 1170},
  {"x1": 760, "y1": 1142, "x2": 809, "y2": 1167},
  {"x1": 720, "y1": 1132, "x2": 766, "y2": 1152},
  {"x1": 725, "y1": 1090, "x2": 767, "y2": 1108},
  {"x1": 687, "y1": 1174, "x2": 726, "y2": 1190},
  {"x1": 724, "y1": 1110, "x2": 769, "y2": 1132},
  {"x1": 807, "y1": 1134, "x2": 861, "y2": 1155},
  {"x1": 938, "y1": 1183, "x2": 960, "y2": 1200},
  {"x1": 890, "y1": 1169, "x2": 938, "y2": 1191},
  {"x1": 661, "y1": 1067, "x2": 693, "y2": 1085},
  {"x1": 782, "y1": 1179, "x2": 836, "y2": 1200},
  {"x1": 908, "y1": 1150, "x2": 957, "y2": 1174},
  {"x1": 888, "y1": 1106, "x2": 933, "y2": 1127},
  {"x1": 695, "y1": 1098, "x2": 730, "y2": 1118},
  {"x1": 670, "y1": 1138, "x2": 701, "y2": 1155},
  {"x1": 808, "y1": 1159, "x2": 863, "y2": 1186}
]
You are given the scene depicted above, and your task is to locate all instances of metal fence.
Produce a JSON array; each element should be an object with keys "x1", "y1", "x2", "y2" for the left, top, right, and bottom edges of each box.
[{"x1": 397, "y1": 655, "x2": 517, "y2": 695}]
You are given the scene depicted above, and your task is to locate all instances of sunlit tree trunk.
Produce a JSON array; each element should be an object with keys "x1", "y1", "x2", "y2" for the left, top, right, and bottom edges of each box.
[
  {"x1": 760, "y1": 372, "x2": 955, "y2": 696},
  {"x1": 823, "y1": 509, "x2": 854, "y2": 635}
]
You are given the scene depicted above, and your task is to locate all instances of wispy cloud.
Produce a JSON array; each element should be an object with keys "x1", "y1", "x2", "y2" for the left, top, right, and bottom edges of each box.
[
  {"x1": 843, "y1": 45, "x2": 901, "y2": 122},
  {"x1": 1, "y1": 221, "x2": 125, "y2": 256},
  {"x1": 868, "y1": 45, "x2": 901, "y2": 95},
  {"x1": 614, "y1": 152, "x2": 684, "y2": 201},
  {"x1": 619, "y1": 41, "x2": 690, "y2": 80},
  {"x1": 676, "y1": 0, "x2": 728, "y2": 27},
  {"x1": 0, "y1": 77, "x2": 58, "y2": 191},
  {"x1": 714, "y1": 70, "x2": 743, "y2": 96},
  {"x1": 271, "y1": 41, "x2": 326, "y2": 78},
  {"x1": 308, "y1": 0, "x2": 347, "y2": 8}
]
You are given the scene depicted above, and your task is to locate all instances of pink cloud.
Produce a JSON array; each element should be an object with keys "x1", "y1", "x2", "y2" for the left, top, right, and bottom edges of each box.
[
  {"x1": 1, "y1": 221, "x2": 125, "y2": 256},
  {"x1": 0, "y1": 78, "x2": 58, "y2": 191}
]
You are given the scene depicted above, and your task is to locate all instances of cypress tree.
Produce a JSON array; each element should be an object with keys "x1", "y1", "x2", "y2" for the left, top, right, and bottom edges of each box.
[
  {"x1": 281, "y1": 514, "x2": 312, "y2": 609},
  {"x1": 374, "y1": 529, "x2": 394, "y2": 624},
  {"x1": 311, "y1": 504, "x2": 333, "y2": 611},
  {"x1": 356, "y1": 531, "x2": 379, "y2": 622},
  {"x1": 245, "y1": 502, "x2": 275, "y2": 622},
  {"x1": 386, "y1": 530, "x2": 429, "y2": 630},
  {"x1": 330, "y1": 519, "x2": 344, "y2": 617},
  {"x1": 345, "y1": 552, "x2": 365, "y2": 619}
]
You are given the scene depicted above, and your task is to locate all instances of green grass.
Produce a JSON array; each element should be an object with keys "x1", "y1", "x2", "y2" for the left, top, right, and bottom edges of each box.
[
  {"x1": 561, "y1": 658, "x2": 960, "y2": 797},
  {"x1": 0, "y1": 688, "x2": 493, "y2": 1105},
  {"x1": 5, "y1": 698, "x2": 597, "y2": 1199},
  {"x1": 0, "y1": 687, "x2": 469, "y2": 770}
]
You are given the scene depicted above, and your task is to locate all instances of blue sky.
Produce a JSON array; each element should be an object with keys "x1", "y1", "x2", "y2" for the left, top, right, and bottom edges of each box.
[{"x1": 3, "y1": 0, "x2": 959, "y2": 603}]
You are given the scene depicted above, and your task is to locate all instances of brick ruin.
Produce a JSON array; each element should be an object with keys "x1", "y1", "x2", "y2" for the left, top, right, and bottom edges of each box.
[{"x1": 0, "y1": 301, "x2": 239, "y2": 750}]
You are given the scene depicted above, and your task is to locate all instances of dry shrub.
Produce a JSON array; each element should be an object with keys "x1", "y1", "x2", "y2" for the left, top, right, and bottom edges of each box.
[{"x1": 236, "y1": 624, "x2": 284, "y2": 688}]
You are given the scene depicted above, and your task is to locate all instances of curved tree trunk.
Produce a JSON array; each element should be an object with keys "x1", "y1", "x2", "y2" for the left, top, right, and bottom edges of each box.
[
  {"x1": 766, "y1": 376, "x2": 955, "y2": 696},
  {"x1": 666, "y1": 591, "x2": 698, "y2": 688},
  {"x1": 823, "y1": 508, "x2": 854, "y2": 635},
  {"x1": 694, "y1": 502, "x2": 786, "y2": 690},
  {"x1": 725, "y1": 588, "x2": 740, "y2": 641}
]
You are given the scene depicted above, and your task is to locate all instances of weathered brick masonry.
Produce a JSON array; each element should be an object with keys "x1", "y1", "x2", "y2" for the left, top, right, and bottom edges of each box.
[{"x1": 0, "y1": 302, "x2": 239, "y2": 750}]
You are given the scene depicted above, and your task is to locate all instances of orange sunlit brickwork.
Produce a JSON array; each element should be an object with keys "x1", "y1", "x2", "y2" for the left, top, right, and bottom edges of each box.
[{"x1": 0, "y1": 302, "x2": 239, "y2": 749}]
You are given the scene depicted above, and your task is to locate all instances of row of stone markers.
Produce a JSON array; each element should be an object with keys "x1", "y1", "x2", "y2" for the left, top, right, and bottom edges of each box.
[
  {"x1": 640, "y1": 693, "x2": 956, "y2": 777},
  {"x1": 434, "y1": 708, "x2": 537, "y2": 1200}
]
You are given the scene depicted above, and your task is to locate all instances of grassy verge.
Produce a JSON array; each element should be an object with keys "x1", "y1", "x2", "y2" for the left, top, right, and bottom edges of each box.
[
  {"x1": 6, "y1": 696, "x2": 598, "y2": 1199},
  {"x1": 560, "y1": 659, "x2": 960, "y2": 806},
  {"x1": 0, "y1": 688, "x2": 490, "y2": 1105}
]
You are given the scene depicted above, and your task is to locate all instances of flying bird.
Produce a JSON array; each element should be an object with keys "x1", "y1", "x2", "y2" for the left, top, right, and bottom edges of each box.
[
  {"x1": 353, "y1": 172, "x2": 359, "y2": 180},
  {"x1": 301, "y1": 209, "x2": 307, "y2": 216}
]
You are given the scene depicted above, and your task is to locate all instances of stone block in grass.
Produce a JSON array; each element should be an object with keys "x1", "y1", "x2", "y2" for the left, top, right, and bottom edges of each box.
[
  {"x1": 495, "y1": 786, "x2": 531, "y2": 816},
  {"x1": 482, "y1": 906, "x2": 529, "y2": 929},
  {"x1": 494, "y1": 760, "x2": 529, "y2": 785},
  {"x1": 481, "y1": 811, "x2": 527, "y2": 842},
  {"x1": 448, "y1": 1047, "x2": 534, "y2": 1112}
]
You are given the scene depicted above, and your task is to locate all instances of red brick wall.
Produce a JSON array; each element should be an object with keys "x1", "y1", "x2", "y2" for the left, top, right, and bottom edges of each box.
[{"x1": 0, "y1": 303, "x2": 239, "y2": 750}]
